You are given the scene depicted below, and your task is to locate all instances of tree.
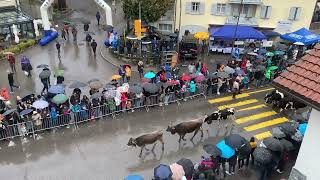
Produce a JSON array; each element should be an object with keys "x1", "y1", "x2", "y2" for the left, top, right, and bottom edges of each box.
[{"x1": 122, "y1": 0, "x2": 174, "y2": 23}]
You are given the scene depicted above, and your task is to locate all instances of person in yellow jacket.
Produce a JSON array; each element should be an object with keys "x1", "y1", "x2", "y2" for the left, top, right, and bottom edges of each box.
[
  {"x1": 247, "y1": 137, "x2": 257, "y2": 166},
  {"x1": 125, "y1": 66, "x2": 132, "y2": 82}
]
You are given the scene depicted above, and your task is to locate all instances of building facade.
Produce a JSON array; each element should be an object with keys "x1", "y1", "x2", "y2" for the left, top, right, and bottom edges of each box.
[{"x1": 174, "y1": 0, "x2": 317, "y2": 37}]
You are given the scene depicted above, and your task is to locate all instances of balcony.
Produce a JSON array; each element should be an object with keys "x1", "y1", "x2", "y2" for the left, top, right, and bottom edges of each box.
[
  {"x1": 226, "y1": 16, "x2": 258, "y2": 26},
  {"x1": 229, "y1": 0, "x2": 262, "y2": 5}
]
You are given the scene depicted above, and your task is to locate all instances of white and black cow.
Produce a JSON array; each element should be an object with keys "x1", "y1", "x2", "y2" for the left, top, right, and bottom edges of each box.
[
  {"x1": 284, "y1": 100, "x2": 307, "y2": 112},
  {"x1": 265, "y1": 90, "x2": 307, "y2": 112},
  {"x1": 264, "y1": 90, "x2": 284, "y2": 104},
  {"x1": 205, "y1": 108, "x2": 235, "y2": 124}
]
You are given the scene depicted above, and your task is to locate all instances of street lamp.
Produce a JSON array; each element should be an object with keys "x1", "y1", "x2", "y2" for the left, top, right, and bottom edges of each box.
[{"x1": 231, "y1": 0, "x2": 244, "y2": 58}]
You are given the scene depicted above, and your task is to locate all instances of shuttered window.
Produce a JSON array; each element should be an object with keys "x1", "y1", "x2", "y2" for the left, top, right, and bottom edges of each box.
[
  {"x1": 288, "y1": 7, "x2": 302, "y2": 21},
  {"x1": 186, "y1": 1, "x2": 205, "y2": 15},
  {"x1": 260, "y1": 6, "x2": 272, "y2": 19}
]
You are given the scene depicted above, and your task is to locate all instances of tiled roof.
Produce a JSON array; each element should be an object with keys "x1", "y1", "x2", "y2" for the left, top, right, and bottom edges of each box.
[{"x1": 273, "y1": 45, "x2": 320, "y2": 108}]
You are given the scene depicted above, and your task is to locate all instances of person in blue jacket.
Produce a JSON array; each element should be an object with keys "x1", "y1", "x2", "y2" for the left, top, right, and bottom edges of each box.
[{"x1": 189, "y1": 80, "x2": 196, "y2": 96}]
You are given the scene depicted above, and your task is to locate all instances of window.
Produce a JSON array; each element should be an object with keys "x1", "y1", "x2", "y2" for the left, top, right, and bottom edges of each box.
[
  {"x1": 231, "y1": 5, "x2": 256, "y2": 18},
  {"x1": 289, "y1": 7, "x2": 302, "y2": 21},
  {"x1": 159, "y1": 24, "x2": 172, "y2": 32},
  {"x1": 260, "y1": 6, "x2": 272, "y2": 19},
  {"x1": 217, "y1": 3, "x2": 226, "y2": 15},
  {"x1": 192, "y1": 2, "x2": 200, "y2": 12}
]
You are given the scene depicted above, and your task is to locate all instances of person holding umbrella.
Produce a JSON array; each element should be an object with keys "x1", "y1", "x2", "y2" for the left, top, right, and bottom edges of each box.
[
  {"x1": 86, "y1": 33, "x2": 92, "y2": 44},
  {"x1": 7, "y1": 54, "x2": 16, "y2": 72},
  {"x1": 61, "y1": 28, "x2": 66, "y2": 40},
  {"x1": 20, "y1": 56, "x2": 33, "y2": 77},
  {"x1": 91, "y1": 39, "x2": 97, "y2": 56},
  {"x1": 83, "y1": 23, "x2": 89, "y2": 32}
]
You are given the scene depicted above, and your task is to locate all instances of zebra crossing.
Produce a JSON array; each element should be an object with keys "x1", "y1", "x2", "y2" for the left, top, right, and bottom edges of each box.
[{"x1": 208, "y1": 88, "x2": 289, "y2": 140}]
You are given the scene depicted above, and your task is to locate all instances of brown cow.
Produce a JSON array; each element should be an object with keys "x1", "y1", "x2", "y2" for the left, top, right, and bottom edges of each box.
[
  {"x1": 166, "y1": 117, "x2": 206, "y2": 143},
  {"x1": 127, "y1": 131, "x2": 164, "y2": 157}
]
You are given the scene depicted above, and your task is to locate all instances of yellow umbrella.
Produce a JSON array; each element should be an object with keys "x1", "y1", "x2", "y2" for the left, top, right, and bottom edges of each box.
[
  {"x1": 3, "y1": 52, "x2": 14, "y2": 55},
  {"x1": 194, "y1": 32, "x2": 209, "y2": 40},
  {"x1": 111, "y1": 74, "x2": 122, "y2": 80}
]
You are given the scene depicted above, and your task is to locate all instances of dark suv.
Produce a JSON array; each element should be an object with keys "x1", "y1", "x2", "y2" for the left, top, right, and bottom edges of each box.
[{"x1": 179, "y1": 42, "x2": 198, "y2": 60}]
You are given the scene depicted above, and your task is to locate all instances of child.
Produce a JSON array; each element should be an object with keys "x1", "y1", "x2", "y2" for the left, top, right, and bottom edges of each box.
[{"x1": 242, "y1": 74, "x2": 250, "y2": 89}]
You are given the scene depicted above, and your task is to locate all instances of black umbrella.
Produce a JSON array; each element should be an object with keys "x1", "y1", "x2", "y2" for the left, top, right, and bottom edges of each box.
[
  {"x1": 203, "y1": 144, "x2": 221, "y2": 157},
  {"x1": 129, "y1": 85, "x2": 143, "y2": 94},
  {"x1": 280, "y1": 139, "x2": 295, "y2": 151},
  {"x1": 36, "y1": 64, "x2": 49, "y2": 68},
  {"x1": 272, "y1": 127, "x2": 286, "y2": 139},
  {"x1": 208, "y1": 73, "x2": 218, "y2": 79},
  {"x1": 217, "y1": 72, "x2": 229, "y2": 79},
  {"x1": 2, "y1": 109, "x2": 16, "y2": 116},
  {"x1": 102, "y1": 25, "x2": 113, "y2": 32},
  {"x1": 177, "y1": 158, "x2": 194, "y2": 178},
  {"x1": 143, "y1": 83, "x2": 159, "y2": 94},
  {"x1": 81, "y1": 19, "x2": 91, "y2": 24},
  {"x1": 19, "y1": 109, "x2": 33, "y2": 116},
  {"x1": 225, "y1": 134, "x2": 246, "y2": 149},
  {"x1": 263, "y1": 137, "x2": 283, "y2": 152},
  {"x1": 280, "y1": 122, "x2": 298, "y2": 136},
  {"x1": 290, "y1": 114, "x2": 306, "y2": 122},
  {"x1": 238, "y1": 142, "x2": 252, "y2": 157},
  {"x1": 91, "y1": 92, "x2": 103, "y2": 99},
  {"x1": 21, "y1": 94, "x2": 35, "y2": 102},
  {"x1": 69, "y1": 81, "x2": 87, "y2": 89},
  {"x1": 253, "y1": 147, "x2": 273, "y2": 165},
  {"x1": 39, "y1": 69, "x2": 51, "y2": 79},
  {"x1": 169, "y1": 33, "x2": 178, "y2": 38}
]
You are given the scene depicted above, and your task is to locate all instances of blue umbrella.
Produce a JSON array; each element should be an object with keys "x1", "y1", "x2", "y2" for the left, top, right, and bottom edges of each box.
[
  {"x1": 298, "y1": 123, "x2": 307, "y2": 135},
  {"x1": 154, "y1": 164, "x2": 172, "y2": 180},
  {"x1": 166, "y1": 72, "x2": 173, "y2": 79},
  {"x1": 144, "y1": 72, "x2": 156, "y2": 79},
  {"x1": 19, "y1": 109, "x2": 33, "y2": 116},
  {"x1": 216, "y1": 140, "x2": 235, "y2": 159},
  {"x1": 274, "y1": 50, "x2": 285, "y2": 56},
  {"x1": 32, "y1": 99, "x2": 49, "y2": 109},
  {"x1": 163, "y1": 65, "x2": 171, "y2": 71},
  {"x1": 48, "y1": 85, "x2": 65, "y2": 94},
  {"x1": 236, "y1": 69, "x2": 245, "y2": 76},
  {"x1": 125, "y1": 175, "x2": 144, "y2": 180}
]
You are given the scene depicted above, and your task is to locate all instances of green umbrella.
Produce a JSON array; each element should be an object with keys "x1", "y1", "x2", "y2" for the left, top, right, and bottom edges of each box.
[
  {"x1": 55, "y1": 69, "x2": 64, "y2": 77},
  {"x1": 52, "y1": 94, "x2": 68, "y2": 105},
  {"x1": 268, "y1": 66, "x2": 278, "y2": 71},
  {"x1": 274, "y1": 51, "x2": 285, "y2": 56},
  {"x1": 266, "y1": 52, "x2": 274, "y2": 57}
]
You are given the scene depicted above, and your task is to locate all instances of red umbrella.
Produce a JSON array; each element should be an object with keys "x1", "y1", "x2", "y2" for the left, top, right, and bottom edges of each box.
[
  {"x1": 180, "y1": 74, "x2": 191, "y2": 81},
  {"x1": 166, "y1": 80, "x2": 180, "y2": 86},
  {"x1": 195, "y1": 74, "x2": 206, "y2": 82},
  {"x1": 189, "y1": 74, "x2": 197, "y2": 79}
]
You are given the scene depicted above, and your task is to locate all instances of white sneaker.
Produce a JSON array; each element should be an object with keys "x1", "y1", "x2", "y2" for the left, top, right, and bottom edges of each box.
[
  {"x1": 277, "y1": 169, "x2": 283, "y2": 174},
  {"x1": 231, "y1": 172, "x2": 235, "y2": 175},
  {"x1": 225, "y1": 171, "x2": 231, "y2": 175},
  {"x1": 8, "y1": 141, "x2": 15, "y2": 147},
  {"x1": 217, "y1": 92, "x2": 220, "y2": 95},
  {"x1": 22, "y1": 137, "x2": 29, "y2": 144}
]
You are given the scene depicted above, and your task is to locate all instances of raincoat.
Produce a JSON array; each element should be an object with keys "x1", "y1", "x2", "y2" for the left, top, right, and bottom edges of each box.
[
  {"x1": 0, "y1": 88, "x2": 9, "y2": 101},
  {"x1": 189, "y1": 81, "x2": 196, "y2": 93},
  {"x1": 50, "y1": 107, "x2": 57, "y2": 122}
]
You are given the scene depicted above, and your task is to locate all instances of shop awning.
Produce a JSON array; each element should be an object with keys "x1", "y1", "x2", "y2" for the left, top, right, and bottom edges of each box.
[
  {"x1": 210, "y1": 25, "x2": 266, "y2": 40},
  {"x1": 0, "y1": 9, "x2": 33, "y2": 27},
  {"x1": 280, "y1": 28, "x2": 320, "y2": 45}
]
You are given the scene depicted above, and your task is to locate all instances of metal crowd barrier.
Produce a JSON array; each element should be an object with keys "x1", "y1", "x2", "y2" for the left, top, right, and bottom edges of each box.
[{"x1": 0, "y1": 85, "x2": 207, "y2": 141}]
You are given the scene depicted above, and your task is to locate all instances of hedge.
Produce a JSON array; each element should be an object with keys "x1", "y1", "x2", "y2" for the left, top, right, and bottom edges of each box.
[{"x1": 0, "y1": 39, "x2": 36, "y2": 60}]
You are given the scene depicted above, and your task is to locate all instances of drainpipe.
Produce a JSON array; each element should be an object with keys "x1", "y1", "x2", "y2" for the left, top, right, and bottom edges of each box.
[
  {"x1": 33, "y1": 19, "x2": 43, "y2": 37},
  {"x1": 93, "y1": 0, "x2": 113, "y2": 26},
  {"x1": 40, "y1": 0, "x2": 55, "y2": 34}
]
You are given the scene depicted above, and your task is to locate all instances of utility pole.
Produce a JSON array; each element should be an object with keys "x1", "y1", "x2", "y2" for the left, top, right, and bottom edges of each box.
[
  {"x1": 138, "y1": 1, "x2": 142, "y2": 56},
  {"x1": 231, "y1": 0, "x2": 244, "y2": 58}
]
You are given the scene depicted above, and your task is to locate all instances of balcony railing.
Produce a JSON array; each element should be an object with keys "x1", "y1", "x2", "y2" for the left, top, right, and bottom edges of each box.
[
  {"x1": 226, "y1": 16, "x2": 258, "y2": 26},
  {"x1": 229, "y1": 0, "x2": 262, "y2": 5}
]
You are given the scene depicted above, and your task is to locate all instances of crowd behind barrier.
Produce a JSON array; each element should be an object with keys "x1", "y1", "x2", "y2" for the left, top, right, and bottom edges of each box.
[{"x1": 0, "y1": 85, "x2": 207, "y2": 141}]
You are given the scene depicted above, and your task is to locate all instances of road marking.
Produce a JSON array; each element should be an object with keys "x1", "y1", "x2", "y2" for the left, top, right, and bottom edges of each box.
[
  {"x1": 235, "y1": 111, "x2": 278, "y2": 124},
  {"x1": 208, "y1": 94, "x2": 249, "y2": 104},
  {"x1": 218, "y1": 99, "x2": 258, "y2": 110},
  {"x1": 237, "y1": 104, "x2": 267, "y2": 112},
  {"x1": 254, "y1": 131, "x2": 272, "y2": 140},
  {"x1": 247, "y1": 88, "x2": 274, "y2": 95},
  {"x1": 244, "y1": 117, "x2": 288, "y2": 132},
  {"x1": 208, "y1": 88, "x2": 274, "y2": 104}
]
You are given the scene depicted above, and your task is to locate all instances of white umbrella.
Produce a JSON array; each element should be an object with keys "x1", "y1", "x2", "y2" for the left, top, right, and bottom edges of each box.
[
  {"x1": 294, "y1": 42, "x2": 305, "y2": 46},
  {"x1": 248, "y1": 52, "x2": 258, "y2": 56}
]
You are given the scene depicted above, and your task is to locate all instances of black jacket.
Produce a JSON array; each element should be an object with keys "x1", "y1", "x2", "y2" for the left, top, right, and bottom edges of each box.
[
  {"x1": 91, "y1": 41, "x2": 97, "y2": 49},
  {"x1": 7, "y1": 73, "x2": 14, "y2": 85}
]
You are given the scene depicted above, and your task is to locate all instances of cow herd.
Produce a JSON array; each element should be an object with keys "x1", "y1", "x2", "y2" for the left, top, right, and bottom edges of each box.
[{"x1": 128, "y1": 89, "x2": 307, "y2": 158}]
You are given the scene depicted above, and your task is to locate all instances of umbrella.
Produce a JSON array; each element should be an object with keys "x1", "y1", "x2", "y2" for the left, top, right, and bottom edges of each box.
[
  {"x1": 2, "y1": 109, "x2": 16, "y2": 116},
  {"x1": 266, "y1": 52, "x2": 274, "y2": 57},
  {"x1": 111, "y1": 74, "x2": 122, "y2": 80},
  {"x1": 32, "y1": 100, "x2": 49, "y2": 109},
  {"x1": 144, "y1": 72, "x2": 156, "y2": 79},
  {"x1": 69, "y1": 81, "x2": 87, "y2": 88},
  {"x1": 258, "y1": 48, "x2": 267, "y2": 55},
  {"x1": 236, "y1": 68, "x2": 245, "y2": 76},
  {"x1": 104, "y1": 90, "x2": 117, "y2": 99},
  {"x1": 19, "y1": 109, "x2": 33, "y2": 116},
  {"x1": 54, "y1": 69, "x2": 64, "y2": 77},
  {"x1": 39, "y1": 70, "x2": 51, "y2": 79},
  {"x1": 275, "y1": 43, "x2": 288, "y2": 51},
  {"x1": 194, "y1": 32, "x2": 209, "y2": 40},
  {"x1": 105, "y1": 84, "x2": 116, "y2": 90},
  {"x1": 3, "y1": 52, "x2": 14, "y2": 55},
  {"x1": 163, "y1": 65, "x2": 171, "y2": 71},
  {"x1": 248, "y1": 52, "x2": 258, "y2": 56},
  {"x1": 224, "y1": 66, "x2": 235, "y2": 74},
  {"x1": 280, "y1": 122, "x2": 298, "y2": 136},
  {"x1": 255, "y1": 65, "x2": 266, "y2": 72},
  {"x1": 125, "y1": 175, "x2": 144, "y2": 180},
  {"x1": 216, "y1": 140, "x2": 235, "y2": 159},
  {"x1": 272, "y1": 127, "x2": 286, "y2": 139},
  {"x1": 21, "y1": 94, "x2": 35, "y2": 102},
  {"x1": 91, "y1": 92, "x2": 103, "y2": 99},
  {"x1": 169, "y1": 33, "x2": 178, "y2": 38},
  {"x1": 195, "y1": 74, "x2": 206, "y2": 82},
  {"x1": 81, "y1": 19, "x2": 90, "y2": 24},
  {"x1": 129, "y1": 85, "x2": 143, "y2": 94},
  {"x1": 208, "y1": 73, "x2": 218, "y2": 79},
  {"x1": 141, "y1": 78, "x2": 151, "y2": 83},
  {"x1": 280, "y1": 139, "x2": 295, "y2": 151},
  {"x1": 203, "y1": 144, "x2": 221, "y2": 157},
  {"x1": 48, "y1": 85, "x2": 65, "y2": 94},
  {"x1": 170, "y1": 163, "x2": 185, "y2": 180},
  {"x1": 294, "y1": 42, "x2": 305, "y2": 46},
  {"x1": 102, "y1": 24, "x2": 113, "y2": 32},
  {"x1": 290, "y1": 114, "x2": 305, "y2": 122},
  {"x1": 262, "y1": 137, "x2": 283, "y2": 152},
  {"x1": 253, "y1": 147, "x2": 273, "y2": 165},
  {"x1": 117, "y1": 85, "x2": 129, "y2": 93},
  {"x1": 126, "y1": 35, "x2": 138, "y2": 40},
  {"x1": 225, "y1": 134, "x2": 246, "y2": 149},
  {"x1": 154, "y1": 164, "x2": 172, "y2": 180},
  {"x1": 143, "y1": 83, "x2": 159, "y2": 94},
  {"x1": 238, "y1": 142, "x2": 252, "y2": 157},
  {"x1": 89, "y1": 81, "x2": 103, "y2": 89},
  {"x1": 274, "y1": 51, "x2": 285, "y2": 56},
  {"x1": 291, "y1": 131, "x2": 303, "y2": 142},
  {"x1": 166, "y1": 80, "x2": 180, "y2": 86},
  {"x1": 166, "y1": 72, "x2": 173, "y2": 79},
  {"x1": 21, "y1": 58, "x2": 30, "y2": 64},
  {"x1": 180, "y1": 74, "x2": 191, "y2": 81},
  {"x1": 217, "y1": 72, "x2": 229, "y2": 79},
  {"x1": 37, "y1": 64, "x2": 49, "y2": 68},
  {"x1": 298, "y1": 123, "x2": 307, "y2": 135},
  {"x1": 268, "y1": 66, "x2": 278, "y2": 71},
  {"x1": 87, "y1": 78, "x2": 100, "y2": 84},
  {"x1": 177, "y1": 158, "x2": 193, "y2": 178},
  {"x1": 52, "y1": 94, "x2": 68, "y2": 105}
]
